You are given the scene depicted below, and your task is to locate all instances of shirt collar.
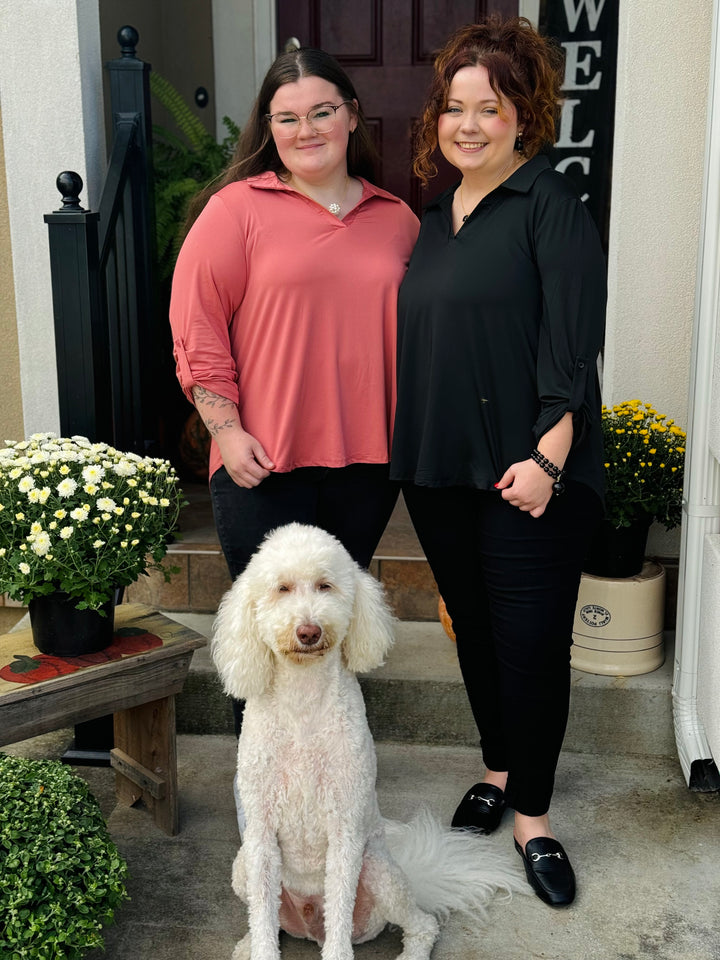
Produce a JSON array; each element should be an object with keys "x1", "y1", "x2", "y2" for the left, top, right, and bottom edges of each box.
[
  {"x1": 424, "y1": 154, "x2": 552, "y2": 211},
  {"x1": 247, "y1": 171, "x2": 402, "y2": 203},
  {"x1": 502, "y1": 154, "x2": 552, "y2": 193}
]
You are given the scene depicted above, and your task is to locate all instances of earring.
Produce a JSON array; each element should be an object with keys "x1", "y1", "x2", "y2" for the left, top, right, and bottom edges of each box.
[{"x1": 514, "y1": 132, "x2": 525, "y2": 153}]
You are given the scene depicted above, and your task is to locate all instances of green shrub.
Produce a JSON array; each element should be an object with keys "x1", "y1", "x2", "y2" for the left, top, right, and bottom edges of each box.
[{"x1": 0, "y1": 754, "x2": 129, "y2": 958}]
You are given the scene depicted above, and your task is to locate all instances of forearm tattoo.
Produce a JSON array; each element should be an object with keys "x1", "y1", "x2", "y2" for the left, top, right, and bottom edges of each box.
[{"x1": 192, "y1": 386, "x2": 239, "y2": 437}]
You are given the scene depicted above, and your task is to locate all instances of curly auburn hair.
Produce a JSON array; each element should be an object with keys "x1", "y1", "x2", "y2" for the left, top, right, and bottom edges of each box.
[{"x1": 413, "y1": 16, "x2": 565, "y2": 185}]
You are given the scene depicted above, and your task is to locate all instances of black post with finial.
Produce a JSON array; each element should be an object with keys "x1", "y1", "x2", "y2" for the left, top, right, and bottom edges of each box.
[
  {"x1": 44, "y1": 24, "x2": 158, "y2": 456},
  {"x1": 47, "y1": 173, "x2": 114, "y2": 767},
  {"x1": 43, "y1": 172, "x2": 112, "y2": 440},
  {"x1": 106, "y1": 26, "x2": 152, "y2": 149},
  {"x1": 103, "y1": 24, "x2": 158, "y2": 455},
  {"x1": 43, "y1": 27, "x2": 159, "y2": 767}
]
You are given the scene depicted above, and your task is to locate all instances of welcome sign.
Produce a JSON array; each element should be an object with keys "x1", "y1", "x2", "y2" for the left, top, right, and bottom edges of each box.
[{"x1": 540, "y1": 0, "x2": 619, "y2": 248}]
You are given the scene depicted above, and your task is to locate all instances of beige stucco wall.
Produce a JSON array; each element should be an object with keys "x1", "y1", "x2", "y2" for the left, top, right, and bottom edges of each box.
[
  {"x1": 605, "y1": 1, "x2": 712, "y2": 424},
  {"x1": 0, "y1": 0, "x2": 106, "y2": 436},
  {"x1": 604, "y1": 0, "x2": 713, "y2": 555},
  {"x1": 0, "y1": 107, "x2": 24, "y2": 443}
]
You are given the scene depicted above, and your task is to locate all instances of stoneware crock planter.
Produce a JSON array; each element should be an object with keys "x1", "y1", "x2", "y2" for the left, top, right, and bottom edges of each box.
[
  {"x1": 28, "y1": 591, "x2": 116, "y2": 657},
  {"x1": 571, "y1": 560, "x2": 666, "y2": 676}
]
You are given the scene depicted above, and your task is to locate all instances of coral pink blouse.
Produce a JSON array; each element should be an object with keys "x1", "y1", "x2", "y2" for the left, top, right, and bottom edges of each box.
[{"x1": 170, "y1": 173, "x2": 419, "y2": 480}]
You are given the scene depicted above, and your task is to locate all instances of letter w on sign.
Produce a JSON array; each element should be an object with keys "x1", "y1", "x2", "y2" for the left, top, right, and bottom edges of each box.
[{"x1": 563, "y1": 0, "x2": 607, "y2": 33}]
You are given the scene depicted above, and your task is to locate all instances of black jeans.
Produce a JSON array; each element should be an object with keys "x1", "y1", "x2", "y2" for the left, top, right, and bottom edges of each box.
[
  {"x1": 403, "y1": 480, "x2": 603, "y2": 817},
  {"x1": 210, "y1": 463, "x2": 399, "y2": 733}
]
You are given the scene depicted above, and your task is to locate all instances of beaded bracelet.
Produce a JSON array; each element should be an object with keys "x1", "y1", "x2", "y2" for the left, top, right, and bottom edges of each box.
[{"x1": 530, "y1": 448, "x2": 566, "y2": 495}]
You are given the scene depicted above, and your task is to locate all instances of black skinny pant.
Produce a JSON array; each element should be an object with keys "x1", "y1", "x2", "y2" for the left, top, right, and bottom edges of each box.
[
  {"x1": 210, "y1": 463, "x2": 399, "y2": 734},
  {"x1": 403, "y1": 480, "x2": 603, "y2": 817}
]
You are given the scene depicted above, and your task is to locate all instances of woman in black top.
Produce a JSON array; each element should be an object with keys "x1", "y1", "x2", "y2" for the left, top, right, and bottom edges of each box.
[{"x1": 391, "y1": 17, "x2": 606, "y2": 907}]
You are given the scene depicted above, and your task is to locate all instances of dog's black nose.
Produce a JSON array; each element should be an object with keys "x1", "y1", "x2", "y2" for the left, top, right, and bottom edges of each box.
[{"x1": 296, "y1": 624, "x2": 322, "y2": 646}]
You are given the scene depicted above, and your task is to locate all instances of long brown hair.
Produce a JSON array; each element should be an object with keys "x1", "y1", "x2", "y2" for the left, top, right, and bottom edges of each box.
[
  {"x1": 414, "y1": 16, "x2": 564, "y2": 185},
  {"x1": 185, "y1": 47, "x2": 379, "y2": 228}
]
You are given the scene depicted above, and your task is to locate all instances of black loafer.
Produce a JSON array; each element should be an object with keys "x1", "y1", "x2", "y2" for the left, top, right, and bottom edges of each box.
[
  {"x1": 514, "y1": 836, "x2": 576, "y2": 907},
  {"x1": 451, "y1": 782, "x2": 507, "y2": 835}
]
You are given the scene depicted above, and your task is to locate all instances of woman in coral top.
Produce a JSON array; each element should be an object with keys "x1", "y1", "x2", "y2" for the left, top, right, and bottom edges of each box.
[{"x1": 170, "y1": 48, "x2": 418, "y2": 730}]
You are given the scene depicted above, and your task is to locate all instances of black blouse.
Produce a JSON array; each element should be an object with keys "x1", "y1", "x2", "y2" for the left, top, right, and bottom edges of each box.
[{"x1": 390, "y1": 155, "x2": 607, "y2": 501}]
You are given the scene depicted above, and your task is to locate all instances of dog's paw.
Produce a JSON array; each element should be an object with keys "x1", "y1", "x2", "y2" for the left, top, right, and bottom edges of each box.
[
  {"x1": 395, "y1": 915, "x2": 440, "y2": 960},
  {"x1": 231, "y1": 932, "x2": 251, "y2": 960}
]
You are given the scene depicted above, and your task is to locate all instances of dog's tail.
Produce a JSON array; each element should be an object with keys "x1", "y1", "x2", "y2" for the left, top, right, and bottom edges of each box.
[{"x1": 383, "y1": 809, "x2": 529, "y2": 923}]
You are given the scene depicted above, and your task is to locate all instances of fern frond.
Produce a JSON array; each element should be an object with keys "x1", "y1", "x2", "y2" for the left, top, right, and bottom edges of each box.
[
  {"x1": 220, "y1": 116, "x2": 241, "y2": 164},
  {"x1": 152, "y1": 123, "x2": 195, "y2": 156},
  {"x1": 155, "y1": 178, "x2": 200, "y2": 281},
  {"x1": 222, "y1": 115, "x2": 241, "y2": 141},
  {"x1": 150, "y1": 73, "x2": 213, "y2": 151},
  {"x1": 149, "y1": 72, "x2": 240, "y2": 280}
]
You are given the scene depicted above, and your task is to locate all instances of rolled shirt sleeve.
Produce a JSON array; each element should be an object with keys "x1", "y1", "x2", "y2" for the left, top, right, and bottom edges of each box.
[
  {"x1": 532, "y1": 195, "x2": 607, "y2": 446},
  {"x1": 169, "y1": 195, "x2": 248, "y2": 406}
]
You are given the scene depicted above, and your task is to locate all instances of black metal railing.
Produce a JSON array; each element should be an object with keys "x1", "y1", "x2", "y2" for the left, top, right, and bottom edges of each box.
[{"x1": 44, "y1": 25, "x2": 158, "y2": 454}]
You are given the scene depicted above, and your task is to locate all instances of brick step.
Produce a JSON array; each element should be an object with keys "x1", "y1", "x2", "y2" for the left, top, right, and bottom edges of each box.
[{"x1": 126, "y1": 489, "x2": 440, "y2": 620}]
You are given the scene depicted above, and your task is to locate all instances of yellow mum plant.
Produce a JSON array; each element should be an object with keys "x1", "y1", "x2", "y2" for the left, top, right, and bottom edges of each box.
[{"x1": 601, "y1": 400, "x2": 686, "y2": 529}]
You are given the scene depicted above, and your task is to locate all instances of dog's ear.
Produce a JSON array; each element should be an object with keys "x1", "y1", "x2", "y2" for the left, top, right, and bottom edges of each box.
[
  {"x1": 342, "y1": 567, "x2": 395, "y2": 673},
  {"x1": 212, "y1": 575, "x2": 274, "y2": 699}
]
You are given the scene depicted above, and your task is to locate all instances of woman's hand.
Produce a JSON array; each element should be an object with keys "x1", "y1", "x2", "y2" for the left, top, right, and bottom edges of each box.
[
  {"x1": 216, "y1": 430, "x2": 275, "y2": 488},
  {"x1": 495, "y1": 459, "x2": 554, "y2": 518},
  {"x1": 496, "y1": 412, "x2": 574, "y2": 517}
]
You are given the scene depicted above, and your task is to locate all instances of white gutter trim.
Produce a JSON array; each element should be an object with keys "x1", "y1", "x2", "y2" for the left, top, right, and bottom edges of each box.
[{"x1": 672, "y1": 0, "x2": 720, "y2": 790}]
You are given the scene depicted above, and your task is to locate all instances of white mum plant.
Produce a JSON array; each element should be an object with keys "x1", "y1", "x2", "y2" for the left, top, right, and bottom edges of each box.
[{"x1": 0, "y1": 433, "x2": 185, "y2": 611}]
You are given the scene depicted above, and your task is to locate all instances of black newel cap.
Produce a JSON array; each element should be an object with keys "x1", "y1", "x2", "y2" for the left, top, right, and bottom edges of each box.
[
  {"x1": 117, "y1": 25, "x2": 139, "y2": 58},
  {"x1": 56, "y1": 171, "x2": 84, "y2": 210}
]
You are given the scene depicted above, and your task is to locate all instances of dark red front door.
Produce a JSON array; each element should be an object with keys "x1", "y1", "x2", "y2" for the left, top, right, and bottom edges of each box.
[{"x1": 276, "y1": 1, "x2": 518, "y2": 214}]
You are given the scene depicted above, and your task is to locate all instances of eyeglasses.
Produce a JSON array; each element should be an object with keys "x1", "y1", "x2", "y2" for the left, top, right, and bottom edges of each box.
[{"x1": 265, "y1": 101, "x2": 353, "y2": 138}]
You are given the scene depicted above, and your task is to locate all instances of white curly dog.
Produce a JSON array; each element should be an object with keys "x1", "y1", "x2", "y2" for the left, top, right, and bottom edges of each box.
[{"x1": 212, "y1": 523, "x2": 526, "y2": 960}]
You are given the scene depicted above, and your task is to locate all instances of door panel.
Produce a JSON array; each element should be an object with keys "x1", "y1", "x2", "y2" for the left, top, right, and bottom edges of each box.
[
  {"x1": 318, "y1": 1, "x2": 380, "y2": 62},
  {"x1": 276, "y1": 1, "x2": 518, "y2": 214},
  {"x1": 414, "y1": 1, "x2": 492, "y2": 63}
]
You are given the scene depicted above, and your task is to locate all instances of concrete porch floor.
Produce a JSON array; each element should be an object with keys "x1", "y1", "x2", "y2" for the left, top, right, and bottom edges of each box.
[{"x1": 5, "y1": 726, "x2": 719, "y2": 960}]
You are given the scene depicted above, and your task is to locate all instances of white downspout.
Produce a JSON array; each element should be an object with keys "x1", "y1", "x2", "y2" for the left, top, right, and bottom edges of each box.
[{"x1": 673, "y1": 0, "x2": 720, "y2": 791}]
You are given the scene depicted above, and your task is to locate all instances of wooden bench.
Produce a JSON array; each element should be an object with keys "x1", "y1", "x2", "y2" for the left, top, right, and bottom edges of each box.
[{"x1": 0, "y1": 603, "x2": 206, "y2": 835}]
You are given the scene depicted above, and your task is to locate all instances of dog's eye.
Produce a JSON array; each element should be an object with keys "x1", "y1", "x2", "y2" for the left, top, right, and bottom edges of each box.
[
  {"x1": 277, "y1": 584, "x2": 291, "y2": 593},
  {"x1": 317, "y1": 582, "x2": 333, "y2": 592}
]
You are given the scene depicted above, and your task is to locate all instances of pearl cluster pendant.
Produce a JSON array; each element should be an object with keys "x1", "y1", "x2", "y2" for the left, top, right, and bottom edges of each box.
[
  {"x1": 328, "y1": 176, "x2": 350, "y2": 216},
  {"x1": 290, "y1": 175, "x2": 350, "y2": 217}
]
